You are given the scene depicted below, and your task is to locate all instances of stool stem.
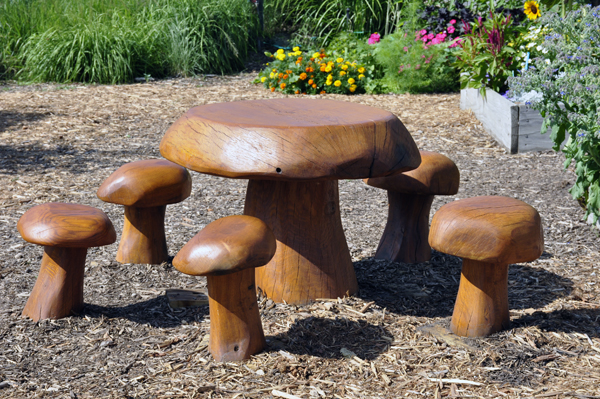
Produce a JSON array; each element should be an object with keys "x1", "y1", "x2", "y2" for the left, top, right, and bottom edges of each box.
[
  {"x1": 22, "y1": 246, "x2": 87, "y2": 321},
  {"x1": 450, "y1": 259, "x2": 510, "y2": 337}
]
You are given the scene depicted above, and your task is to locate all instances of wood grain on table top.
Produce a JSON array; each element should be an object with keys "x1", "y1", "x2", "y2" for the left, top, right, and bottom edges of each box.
[{"x1": 160, "y1": 98, "x2": 421, "y2": 180}]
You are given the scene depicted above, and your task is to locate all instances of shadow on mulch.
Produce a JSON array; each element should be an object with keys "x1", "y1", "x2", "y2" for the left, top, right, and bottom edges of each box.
[
  {"x1": 354, "y1": 251, "x2": 573, "y2": 319},
  {"x1": 0, "y1": 110, "x2": 50, "y2": 132},
  {"x1": 82, "y1": 297, "x2": 208, "y2": 328},
  {"x1": 268, "y1": 316, "x2": 391, "y2": 360},
  {"x1": 513, "y1": 308, "x2": 600, "y2": 338},
  {"x1": 0, "y1": 144, "x2": 142, "y2": 175}
]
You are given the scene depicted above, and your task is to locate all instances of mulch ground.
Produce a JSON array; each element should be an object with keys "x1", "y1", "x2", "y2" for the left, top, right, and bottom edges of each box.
[{"x1": 1, "y1": 71, "x2": 599, "y2": 399}]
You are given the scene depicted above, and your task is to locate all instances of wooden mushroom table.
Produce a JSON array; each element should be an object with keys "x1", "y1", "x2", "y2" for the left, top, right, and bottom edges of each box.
[{"x1": 160, "y1": 98, "x2": 421, "y2": 304}]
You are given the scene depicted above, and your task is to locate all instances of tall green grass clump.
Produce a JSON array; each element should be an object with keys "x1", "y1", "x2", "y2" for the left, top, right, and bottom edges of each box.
[
  {"x1": 267, "y1": 0, "x2": 404, "y2": 47},
  {"x1": 0, "y1": 0, "x2": 258, "y2": 83}
]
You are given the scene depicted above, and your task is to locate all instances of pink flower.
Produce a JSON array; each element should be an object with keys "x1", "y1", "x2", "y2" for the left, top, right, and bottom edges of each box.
[
  {"x1": 420, "y1": 29, "x2": 427, "y2": 35},
  {"x1": 431, "y1": 38, "x2": 441, "y2": 45},
  {"x1": 415, "y1": 64, "x2": 421, "y2": 70},
  {"x1": 403, "y1": 46, "x2": 409, "y2": 52},
  {"x1": 368, "y1": 32, "x2": 380, "y2": 45},
  {"x1": 421, "y1": 54, "x2": 426, "y2": 58},
  {"x1": 448, "y1": 26, "x2": 455, "y2": 34},
  {"x1": 423, "y1": 45, "x2": 429, "y2": 50},
  {"x1": 450, "y1": 19, "x2": 456, "y2": 24},
  {"x1": 427, "y1": 33, "x2": 434, "y2": 40}
]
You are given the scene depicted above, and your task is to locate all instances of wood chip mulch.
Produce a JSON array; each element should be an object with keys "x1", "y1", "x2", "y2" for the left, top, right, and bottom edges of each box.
[{"x1": 1, "y1": 73, "x2": 599, "y2": 399}]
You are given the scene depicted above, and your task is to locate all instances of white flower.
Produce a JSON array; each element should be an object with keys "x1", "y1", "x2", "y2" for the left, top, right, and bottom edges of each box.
[
  {"x1": 545, "y1": 59, "x2": 551, "y2": 65},
  {"x1": 537, "y1": 45, "x2": 543, "y2": 51},
  {"x1": 542, "y1": 48, "x2": 548, "y2": 54}
]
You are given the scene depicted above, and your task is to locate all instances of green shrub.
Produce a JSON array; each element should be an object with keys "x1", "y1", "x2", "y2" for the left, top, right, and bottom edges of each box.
[
  {"x1": 375, "y1": 31, "x2": 459, "y2": 93},
  {"x1": 508, "y1": 5, "x2": 600, "y2": 223}
]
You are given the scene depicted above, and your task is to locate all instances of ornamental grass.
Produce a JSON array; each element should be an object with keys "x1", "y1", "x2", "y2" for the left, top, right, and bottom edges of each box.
[{"x1": 0, "y1": 0, "x2": 257, "y2": 83}]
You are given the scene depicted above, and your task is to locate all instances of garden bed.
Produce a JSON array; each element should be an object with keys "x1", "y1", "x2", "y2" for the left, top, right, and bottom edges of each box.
[
  {"x1": 460, "y1": 88, "x2": 560, "y2": 154},
  {"x1": 1, "y1": 74, "x2": 599, "y2": 398}
]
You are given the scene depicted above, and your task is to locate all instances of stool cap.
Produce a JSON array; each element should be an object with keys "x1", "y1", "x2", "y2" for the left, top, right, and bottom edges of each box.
[
  {"x1": 429, "y1": 196, "x2": 543, "y2": 264},
  {"x1": 97, "y1": 159, "x2": 191, "y2": 207},
  {"x1": 18, "y1": 203, "x2": 116, "y2": 248},
  {"x1": 173, "y1": 215, "x2": 276, "y2": 276},
  {"x1": 365, "y1": 151, "x2": 459, "y2": 195}
]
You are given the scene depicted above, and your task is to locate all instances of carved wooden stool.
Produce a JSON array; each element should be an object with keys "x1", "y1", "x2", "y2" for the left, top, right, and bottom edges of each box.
[
  {"x1": 173, "y1": 215, "x2": 276, "y2": 361},
  {"x1": 429, "y1": 196, "x2": 544, "y2": 337},
  {"x1": 97, "y1": 159, "x2": 192, "y2": 264},
  {"x1": 365, "y1": 151, "x2": 459, "y2": 263},
  {"x1": 17, "y1": 203, "x2": 116, "y2": 321}
]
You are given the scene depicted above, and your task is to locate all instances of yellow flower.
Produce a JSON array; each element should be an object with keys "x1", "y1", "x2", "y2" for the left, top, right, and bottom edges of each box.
[
  {"x1": 312, "y1": 52, "x2": 321, "y2": 58},
  {"x1": 325, "y1": 66, "x2": 332, "y2": 72},
  {"x1": 261, "y1": 76, "x2": 267, "y2": 82},
  {"x1": 341, "y1": 65, "x2": 348, "y2": 71},
  {"x1": 293, "y1": 46, "x2": 300, "y2": 52},
  {"x1": 326, "y1": 80, "x2": 332, "y2": 86},
  {"x1": 336, "y1": 58, "x2": 343, "y2": 63},
  {"x1": 358, "y1": 74, "x2": 365, "y2": 79},
  {"x1": 294, "y1": 51, "x2": 302, "y2": 56},
  {"x1": 358, "y1": 67, "x2": 365, "y2": 73},
  {"x1": 272, "y1": 68, "x2": 277, "y2": 72},
  {"x1": 288, "y1": 52, "x2": 294, "y2": 57},
  {"x1": 270, "y1": 72, "x2": 275, "y2": 79},
  {"x1": 345, "y1": 61, "x2": 351, "y2": 65},
  {"x1": 524, "y1": 1, "x2": 541, "y2": 20},
  {"x1": 276, "y1": 54, "x2": 286, "y2": 61},
  {"x1": 348, "y1": 78, "x2": 355, "y2": 84},
  {"x1": 276, "y1": 49, "x2": 284, "y2": 54},
  {"x1": 349, "y1": 86, "x2": 356, "y2": 93},
  {"x1": 339, "y1": 71, "x2": 346, "y2": 76},
  {"x1": 334, "y1": 80, "x2": 341, "y2": 87},
  {"x1": 327, "y1": 74, "x2": 333, "y2": 80}
]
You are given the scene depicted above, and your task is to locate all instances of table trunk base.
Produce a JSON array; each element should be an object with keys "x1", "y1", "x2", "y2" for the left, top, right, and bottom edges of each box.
[{"x1": 244, "y1": 180, "x2": 357, "y2": 305}]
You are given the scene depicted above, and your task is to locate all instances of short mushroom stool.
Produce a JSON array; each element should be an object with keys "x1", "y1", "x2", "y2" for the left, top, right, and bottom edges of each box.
[
  {"x1": 173, "y1": 215, "x2": 276, "y2": 362},
  {"x1": 429, "y1": 196, "x2": 544, "y2": 337},
  {"x1": 97, "y1": 159, "x2": 192, "y2": 265},
  {"x1": 365, "y1": 151, "x2": 459, "y2": 263},
  {"x1": 17, "y1": 203, "x2": 116, "y2": 321}
]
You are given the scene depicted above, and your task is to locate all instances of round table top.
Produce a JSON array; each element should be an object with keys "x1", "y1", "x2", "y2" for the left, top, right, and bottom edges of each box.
[{"x1": 160, "y1": 98, "x2": 421, "y2": 180}]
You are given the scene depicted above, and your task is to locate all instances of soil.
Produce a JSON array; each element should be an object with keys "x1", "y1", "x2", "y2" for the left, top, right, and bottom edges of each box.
[{"x1": 1, "y1": 68, "x2": 599, "y2": 399}]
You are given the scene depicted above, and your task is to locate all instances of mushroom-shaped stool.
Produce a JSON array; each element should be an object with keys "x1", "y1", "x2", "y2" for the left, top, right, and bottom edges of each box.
[
  {"x1": 429, "y1": 196, "x2": 544, "y2": 337},
  {"x1": 97, "y1": 159, "x2": 192, "y2": 264},
  {"x1": 161, "y1": 98, "x2": 421, "y2": 304},
  {"x1": 173, "y1": 215, "x2": 276, "y2": 362},
  {"x1": 364, "y1": 151, "x2": 459, "y2": 263},
  {"x1": 17, "y1": 203, "x2": 116, "y2": 321}
]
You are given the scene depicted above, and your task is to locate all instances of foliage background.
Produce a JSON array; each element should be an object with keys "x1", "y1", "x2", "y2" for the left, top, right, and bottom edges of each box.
[{"x1": 0, "y1": 0, "x2": 258, "y2": 83}]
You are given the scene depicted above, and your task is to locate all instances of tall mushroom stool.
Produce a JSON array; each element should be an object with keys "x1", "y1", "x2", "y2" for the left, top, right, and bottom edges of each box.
[
  {"x1": 97, "y1": 159, "x2": 192, "y2": 265},
  {"x1": 173, "y1": 215, "x2": 276, "y2": 362},
  {"x1": 428, "y1": 196, "x2": 544, "y2": 337},
  {"x1": 364, "y1": 151, "x2": 459, "y2": 263},
  {"x1": 17, "y1": 203, "x2": 116, "y2": 321}
]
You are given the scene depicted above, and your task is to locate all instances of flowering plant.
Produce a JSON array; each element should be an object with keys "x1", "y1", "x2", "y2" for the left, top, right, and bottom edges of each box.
[
  {"x1": 508, "y1": 5, "x2": 600, "y2": 223},
  {"x1": 256, "y1": 47, "x2": 376, "y2": 95},
  {"x1": 375, "y1": 29, "x2": 459, "y2": 93},
  {"x1": 454, "y1": 10, "x2": 530, "y2": 96}
]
